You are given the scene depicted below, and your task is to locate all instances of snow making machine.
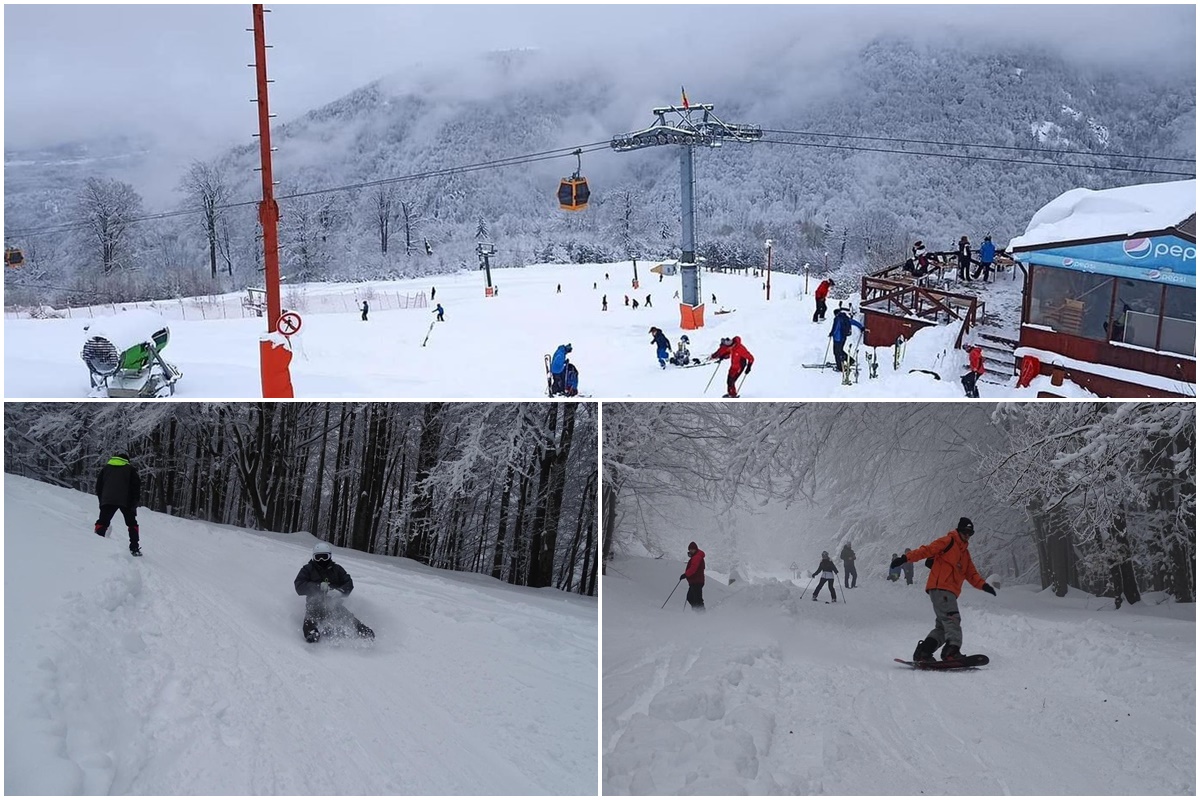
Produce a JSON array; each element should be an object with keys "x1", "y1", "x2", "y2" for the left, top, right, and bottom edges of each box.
[{"x1": 80, "y1": 312, "x2": 183, "y2": 398}]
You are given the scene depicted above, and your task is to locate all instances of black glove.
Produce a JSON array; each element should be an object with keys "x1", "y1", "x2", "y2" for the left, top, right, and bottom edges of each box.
[
  {"x1": 982, "y1": 583, "x2": 996, "y2": 596},
  {"x1": 679, "y1": 574, "x2": 686, "y2": 581},
  {"x1": 811, "y1": 572, "x2": 817, "y2": 578},
  {"x1": 744, "y1": 363, "x2": 752, "y2": 374},
  {"x1": 889, "y1": 555, "x2": 907, "y2": 570}
]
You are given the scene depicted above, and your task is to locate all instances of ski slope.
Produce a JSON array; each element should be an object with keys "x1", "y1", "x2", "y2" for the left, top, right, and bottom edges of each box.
[
  {"x1": 602, "y1": 555, "x2": 1195, "y2": 796},
  {"x1": 4, "y1": 474, "x2": 597, "y2": 795},
  {"x1": 4, "y1": 262, "x2": 1106, "y2": 399}
]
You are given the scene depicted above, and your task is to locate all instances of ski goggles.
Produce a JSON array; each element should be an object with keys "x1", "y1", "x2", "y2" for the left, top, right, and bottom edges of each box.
[{"x1": 314, "y1": 553, "x2": 331, "y2": 562}]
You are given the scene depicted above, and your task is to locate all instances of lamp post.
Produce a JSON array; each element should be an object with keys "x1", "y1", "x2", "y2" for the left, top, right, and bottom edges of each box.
[{"x1": 765, "y1": 238, "x2": 773, "y2": 301}]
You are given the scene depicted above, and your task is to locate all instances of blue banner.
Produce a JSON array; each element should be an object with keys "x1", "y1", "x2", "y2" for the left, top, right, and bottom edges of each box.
[{"x1": 1028, "y1": 234, "x2": 1195, "y2": 287}]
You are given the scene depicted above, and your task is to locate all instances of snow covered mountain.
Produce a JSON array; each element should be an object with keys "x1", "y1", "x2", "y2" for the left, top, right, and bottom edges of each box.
[
  {"x1": 603, "y1": 554, "x2": 1195, "y2": 795},
  {"x1": 4, "y1": 474, "x2": 597, "y2": 795}
]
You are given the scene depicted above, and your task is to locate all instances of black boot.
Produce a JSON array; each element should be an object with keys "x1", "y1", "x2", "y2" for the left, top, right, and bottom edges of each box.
[
  {"x1": 941, "y1": 643, "x2": 963, "y2": 662},
  {"x1": 913, "y1": 637, "x2": 939, "y2": 663},
  {"x1": 303, "y1": 619, "x2": 321, "y2": 643}
]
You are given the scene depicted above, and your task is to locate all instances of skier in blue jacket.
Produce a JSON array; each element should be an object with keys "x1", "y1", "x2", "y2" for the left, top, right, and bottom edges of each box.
[
  {"x1": 549, "y1": 343, "x2": 572, "y2": 395},
  {"x1": 649, "y1": 327, "x2": 671, "y2": 369},
  {"x1": 829, "y1": 307, "x2": 866, "y2": 372},
  {"x1": 975, "y1": 236, "x2": 997, "y2": 283}
]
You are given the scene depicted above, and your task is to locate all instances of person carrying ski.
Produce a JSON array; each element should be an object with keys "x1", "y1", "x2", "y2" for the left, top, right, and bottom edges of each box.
[
  {"x1": 709, "y1": 336, "x2": 753, "y2": 398},
  {"x1": 435, "y1": 303, "x2": 445, "y2": 322},
  {"x1": 956, "y1": 236, "x2": 972, "y2": 281},
  {"x1": 294, "y1": 541, "x2": 374, "y2": 643},
  {"x1": 360, "y1": 300, "x2": 369, "y2": 322},
  {"x1": 829, "y1": 307, "x2": 865, "y2": 373},
  {"x1": 902, "y1": 547, "x2": 915, "y2": 584},
  {"x1": 975, "y1": 235, "x2": 996, "y2": 282},
  {"x1": 888, "y1": 554, "x2": 902, "y2": 581},
  {"x1": 813, "y1": 278, "x2": 835, "y2": 323},
  {"x1": 811, "y1": 550, "x2": 838, "y2": 602},
  {"x1": 681, "y1": 541, "x2": 706, "y2": 611},
  {"x1": 961, "y1": 340, "x2": 986, "y2": 398},
  {"x1": 95, "y1": 452, "x2": 142, "y2": 556},
  {"x1": 839, "y1": 542, "x2": 857, "y2": 588},
  {"x1": 549, "y1": 343, "x2": 572, "y2": 395},
  {"x1": 649, "y1": 326, "x2": 671, "y2": 369},
  {"x1": 890, "y1": 517, "x2": 996, "y2": 663},
  {"x1": 670, "y1": 335, "x2": 693, "y2": 366}
]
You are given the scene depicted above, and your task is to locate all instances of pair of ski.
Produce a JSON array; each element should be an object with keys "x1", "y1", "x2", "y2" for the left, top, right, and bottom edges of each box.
[{"x1": 894, "y1": 654, "x2": 989, "y2": 670}]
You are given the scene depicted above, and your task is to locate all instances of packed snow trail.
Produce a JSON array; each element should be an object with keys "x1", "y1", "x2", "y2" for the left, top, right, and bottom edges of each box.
[
  {"x1": 4, "y1": 475, "x2": 596, "y2": 795},
  {"x1": 4, "y1": 262, "x2": 1113, "y2": 399},
  {"x1": 603, "y1": 556, "x2": 1194, "y2": 795}
]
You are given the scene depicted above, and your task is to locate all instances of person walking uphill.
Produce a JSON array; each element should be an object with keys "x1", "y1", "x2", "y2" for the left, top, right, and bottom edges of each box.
[
  {"x1": 360, "y1": 300, "x2": 369, "y2": 321},
  {"x1": 829, "y1": 307, "x2": 865, "y2": 372},
  {"x1": 95, "y1": 452, "x2": 143, "y2": 556},
  {"x1": 840, "y1": 542, "x2": 857, "y2": 588},
  {"x1": 649, "y1": 327, "x2": 671, "y2": 369},
  {"x1": 811, "y1": 551, "x2": 838, "y2": 601},
  {"x1": 681, "y1": 541, "x2": 706, "y2": 611},
  {"x1": 710, "y1": 336, "x2": 754, "y2": 398},
  {"x1": 890, "y1": 517, "x2": 996, "y2": 663}
]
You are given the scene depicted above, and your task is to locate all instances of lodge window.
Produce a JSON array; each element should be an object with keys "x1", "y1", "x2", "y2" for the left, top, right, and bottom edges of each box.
[{"x1": 1029, "y1": 265, "x2": 1196, "y2": 357}]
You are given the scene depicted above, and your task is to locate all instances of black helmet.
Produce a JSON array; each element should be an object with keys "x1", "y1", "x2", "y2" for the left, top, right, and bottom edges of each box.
[
  {"x1": 680, "y1": 335, "x2": 690, "y2": 343},
  {"x1": 565, "y1": 343, "x2": 573, "y2": 352},
  {"x1": 720, "y1": 337, "x2": 732, "y2": 347}
]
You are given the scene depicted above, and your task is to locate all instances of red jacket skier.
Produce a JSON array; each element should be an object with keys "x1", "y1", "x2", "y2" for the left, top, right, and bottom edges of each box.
[
  {"x1": 710, "y1": 336, "x2": 754, "y2": 398},
  {"x1": 961, "y1": 342, "x2": 986, "y2": 398},
  {"x1": 680, "y1": 541, "x2": 706, "y2": 610},
  {"x1": 813, "y1": 278, "x2": 835, "y2": 323}
]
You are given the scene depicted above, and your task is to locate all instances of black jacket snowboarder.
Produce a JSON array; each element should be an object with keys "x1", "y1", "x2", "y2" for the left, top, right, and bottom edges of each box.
[
  {"x1": 361, "y1": 300, "x2": 369, "y2": 321},
  {"x1": 95, "y1": 453, "x2": 142, "y2": 555},
  {"x1": 295, "y1": 542, "x2": 373, "y2": 642}
]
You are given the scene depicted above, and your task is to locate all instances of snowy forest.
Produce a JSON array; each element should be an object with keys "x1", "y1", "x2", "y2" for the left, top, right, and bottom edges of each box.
[
  {"x1": 5, "y1": 36, "x2": 1195, "y2": 308},
  {"x1": 4, "y1": 402, "x2": 598, "y2": 594},
  {"x1": 603, "y1": 402, "x2": 1196, "y2": 604}
]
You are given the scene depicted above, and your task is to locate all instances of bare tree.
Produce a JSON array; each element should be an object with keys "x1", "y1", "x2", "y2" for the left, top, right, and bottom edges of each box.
[
  {"x1": 75, "y1": 176, "x2": 143, "y2": 275},
  {"x1": 179, "y1": 160, "x2": 231, "y2": 280},
  {"x1": 373, "y1": 185, "x2": 394, "y2": 254}
]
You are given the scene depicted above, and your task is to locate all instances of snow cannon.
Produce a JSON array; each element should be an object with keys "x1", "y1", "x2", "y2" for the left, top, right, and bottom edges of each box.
[{"x1": 81, "y1": 311, "x2": 183, "y2": 398}]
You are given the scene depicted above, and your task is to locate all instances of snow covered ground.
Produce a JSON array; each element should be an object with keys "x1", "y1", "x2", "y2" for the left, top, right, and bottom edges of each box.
[
  {"x1": 4, "y1": 261, "x2": 1106, "y2": 399},
  {"x1": 602, "y1": 554, "x2": 1195, "y2": 796},
  {"x1": 4, "y1": 474, "x2": 597, "y2": 795}
]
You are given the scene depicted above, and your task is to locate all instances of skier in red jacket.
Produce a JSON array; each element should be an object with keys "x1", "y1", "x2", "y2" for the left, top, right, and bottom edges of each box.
[
  {"x1": 813, "y1": 278, "x2": 835, "y2": 323},
  {"x1": 709, "y1": 336, "x2": 754, "y2": 398},
  {"x1": 961, "y1": 341, "x2": 986, "y2": 398},
  {"x1": 681, "y1": 541, "x2": 706, "y2": 611}
]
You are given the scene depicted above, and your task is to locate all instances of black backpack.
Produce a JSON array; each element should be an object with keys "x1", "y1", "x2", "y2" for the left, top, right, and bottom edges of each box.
[{"x1": 924, "y1": 538, "x2": 955, "y2": 568}]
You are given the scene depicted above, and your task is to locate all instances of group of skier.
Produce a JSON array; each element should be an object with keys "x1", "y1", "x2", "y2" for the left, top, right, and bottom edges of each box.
[
  {"x1": 90, "y1": 452, "x2": 375, "y2": 643},
  {"x1": 676, "y1": 515, "x2": 996, "y2": 666}
]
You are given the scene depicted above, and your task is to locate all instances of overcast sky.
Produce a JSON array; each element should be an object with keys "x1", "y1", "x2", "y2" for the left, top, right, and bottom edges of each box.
[{"x1": 4, "y1": 3, "x2": 1196, "y2": 155}]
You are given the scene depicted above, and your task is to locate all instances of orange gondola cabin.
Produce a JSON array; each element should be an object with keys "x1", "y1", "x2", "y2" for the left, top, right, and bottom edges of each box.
[
  {"x1": 557, "y1": 149, "x2": 590, "y2": 211},
  {"x1": 5, "y1": 247, "x2": 24, "y2": 268}
]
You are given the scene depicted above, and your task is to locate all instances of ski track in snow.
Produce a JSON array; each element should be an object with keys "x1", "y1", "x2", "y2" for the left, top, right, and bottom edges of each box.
[
  {"x1": 603, "y1": 556, "x2": 1195, "y2": 796},
  {"x1": 5, "y1": 475, "x2": 597, "y2": 795}
]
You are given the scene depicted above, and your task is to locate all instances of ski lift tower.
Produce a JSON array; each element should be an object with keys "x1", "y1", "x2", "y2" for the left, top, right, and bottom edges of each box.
[{"x1": 611, "y1": 98, "x2": 761, "y2": 329}]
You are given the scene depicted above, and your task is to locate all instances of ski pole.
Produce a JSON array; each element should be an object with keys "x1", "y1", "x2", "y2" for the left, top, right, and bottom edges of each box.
[
  {"x1": 821, "y1": 338, "x2": 831, "y2": 372},
  {"x1": 661, "y1": 578, "x2": 683, "y2": 609},
  {"x1": 801, "y1": 574, "x2": 815, "y2": 597},
  {"x1": 703, "y1": 360, "x2": 722, "y2": 394}
]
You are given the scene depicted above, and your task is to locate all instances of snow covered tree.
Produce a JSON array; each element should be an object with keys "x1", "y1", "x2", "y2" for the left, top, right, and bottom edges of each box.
[
  {"x1": 75, "y1": 176, "x2": 143, "y2": 275},
  {"x1": 179, "y1": 160, "x2": 232, "y2": 280}
]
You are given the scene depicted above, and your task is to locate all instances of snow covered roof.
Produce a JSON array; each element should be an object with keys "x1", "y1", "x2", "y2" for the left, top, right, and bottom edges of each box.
[{"x1": 1009, "y1": 180, "x2": 1196, "y2": 252}]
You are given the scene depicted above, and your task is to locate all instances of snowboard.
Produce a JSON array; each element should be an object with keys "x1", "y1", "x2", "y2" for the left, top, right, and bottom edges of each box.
[{"x1": 894, "y1": 655, "x2": 989, "y2": 670}]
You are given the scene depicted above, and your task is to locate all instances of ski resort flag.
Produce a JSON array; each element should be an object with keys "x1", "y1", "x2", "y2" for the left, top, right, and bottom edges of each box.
[{"x1": 681, "y1": 86, "x2": 689, "y2": 109}]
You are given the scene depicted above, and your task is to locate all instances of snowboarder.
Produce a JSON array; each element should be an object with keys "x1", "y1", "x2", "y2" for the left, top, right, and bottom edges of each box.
[
  {"x1": 709, "y1": 335, "x2": 753, "y2": 398},
  {"x1": 813, "y1": 278, "x2": 835, "y2": 323},
  {"x1": 624, "y1": 295, "x2": 630, "y2": 307},
  {"x1": 902, "y1": 548, "x2": 915, "y2": 585},
  {"x1": 649, "y1": 326, "x2": 671, "y2": 369},
  {"x1": 840, "y1": 542, "x2": 857, "y2": 588},
  {"x1": 632, "y1": 299, "x2": 640, "y2": 310},
  {"x1": 430, "y1": 286, "x2": 436, "y2": 301},
  {"x1": 888, "y1": 555, "x2": 902, "y2": 582},
  {"x1": 435, "y1": 303, "x2": 445, "y2": 322},
  {"x1": 549, "y1": 343, "x2": 572, "y2": 395},
  {"x1": 961, "y1": 340, "x2": 986, "y2": 398},
  {"x1": 711, "y1": 293, "x2": 717, "y2": 304},
  {"x1": 556, "y1": 284, "x2": 562, "y2": 294},
  {"x1": 681, "y1": 541, "x2": 706, "y2": 611},
  {"x1": 605, "y1": 272, "x2": 610, "y2": 280},
  {"x1": 956, "y1": 236, "x2": 972, "y2": 281},
  {"x1": 975, "y1": 235, "x2": 996, "y2": 282},
  {"x1": 829, "y1": 307, "x2": 866, "y2": 373},
  {"x1": 360, "y1": 300, "x2": 369, "y2": 322},
  {"x1": 593, "y1": 282, "x2": 597, "y2": 290},
  {"x1": 645, "y1": 294, "x2": 653, "y2": 308},
  {"x1": 670, "y1": 334, "x2": 693, "y2": 366},
  {"x1": 602, "y1": 295, "x2": 608, "y2": 312},
  {"x1": 890, "y1": 517, "x2": 996, "y2": 663},
  {"x1": 95, "y1": 452, "x2": 142, "y2": 556},
  {"x1": 294, "y1": 541, "x2": 374, "y2": 643},
  {"x1": 811, "y1": 550, "x2": 838, "y2": 602}
]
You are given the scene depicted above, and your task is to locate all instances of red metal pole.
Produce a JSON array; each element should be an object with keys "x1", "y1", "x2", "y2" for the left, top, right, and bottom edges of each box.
[{"x1": 252, "y1": 4, "x2": 293, "y2": 397}]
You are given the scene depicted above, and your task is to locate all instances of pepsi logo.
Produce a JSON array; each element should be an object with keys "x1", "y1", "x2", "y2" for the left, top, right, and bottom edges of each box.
[{"x1": 1124, "y1": 238, "x2": 1153, "y2": 259}]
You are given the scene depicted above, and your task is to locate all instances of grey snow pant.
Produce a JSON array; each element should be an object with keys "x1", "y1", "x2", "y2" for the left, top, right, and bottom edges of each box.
[{"x1": 926, "y1": 589, "x2": 962, "y2": 648}]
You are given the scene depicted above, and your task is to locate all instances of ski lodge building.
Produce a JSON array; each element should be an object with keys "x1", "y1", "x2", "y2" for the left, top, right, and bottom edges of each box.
[{"x1": 1008, "y1": 179, "x2": 1195, "y2": 397}]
